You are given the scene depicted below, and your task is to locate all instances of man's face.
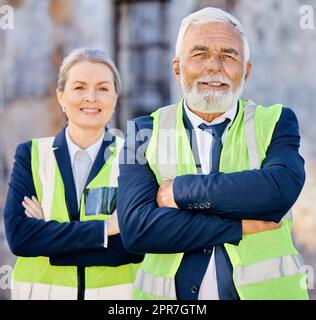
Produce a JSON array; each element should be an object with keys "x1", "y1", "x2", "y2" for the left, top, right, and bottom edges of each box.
[{"x1": 173, "y1": 21, "x2": 251, "y2": 114}]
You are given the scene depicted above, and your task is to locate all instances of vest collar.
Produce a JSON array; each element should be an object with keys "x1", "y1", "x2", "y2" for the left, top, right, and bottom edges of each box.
[{"x1": 51, "y1": 127, "x2": 116, "y2": 219}]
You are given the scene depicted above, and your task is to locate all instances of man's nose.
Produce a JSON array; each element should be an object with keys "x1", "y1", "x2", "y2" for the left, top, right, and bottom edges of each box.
[{"x1": 206, "y1": 55, "x2": 223, "y2": 73}]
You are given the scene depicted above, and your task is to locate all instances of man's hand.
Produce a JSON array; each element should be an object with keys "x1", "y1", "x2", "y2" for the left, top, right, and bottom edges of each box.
[
  {"x1": 242, "y1": 219, "x2": 282, "y2": 235},
  {"x1": 156, "y1": 180, "x2": 179, "y2": 209},
  {"x1": 22, "y1": 196, "x2": 44, "y2": 220},
  {"x1": 106, "y1": 210, "x2": 120, "y2": 236}
]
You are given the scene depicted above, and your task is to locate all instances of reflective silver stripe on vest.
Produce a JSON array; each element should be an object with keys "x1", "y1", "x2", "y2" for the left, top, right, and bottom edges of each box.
[
  {"x1": 235, "y1": 254, "x2": 305, "y2": 287},
  {"x1": 134, "y1": 268, "x2": 177, "y2": 299},
  {"x1": 243, "y1": 100, "x2": 260, "y2": 170},
  {"x1": 37, "y1": 137, "x2": 56, "y2": 221},
  {"x1": 108, "y1": 136, "x2": 124, "y2": 187},
  {"x1": 156, "y1": 104, "x2": 178, "y2": 181}
]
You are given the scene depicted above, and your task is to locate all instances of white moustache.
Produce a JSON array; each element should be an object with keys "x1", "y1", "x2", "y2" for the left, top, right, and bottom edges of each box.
[{"x1": 195, "y1": 75, "x2": 232, "y2": 87}]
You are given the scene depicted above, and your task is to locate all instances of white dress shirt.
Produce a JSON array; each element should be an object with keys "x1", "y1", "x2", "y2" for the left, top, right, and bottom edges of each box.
[
  {"x1": 183, "y1": 101, "x2": 238, "y2": 300},
  {"x1": 65, "y1": 127, "x2": 108, "y2": 247}
]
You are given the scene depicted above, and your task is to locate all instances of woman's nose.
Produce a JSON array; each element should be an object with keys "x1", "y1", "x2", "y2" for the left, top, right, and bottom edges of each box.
[{"x1": 85, "y1": 89, "x2": 97, "y2": 102}]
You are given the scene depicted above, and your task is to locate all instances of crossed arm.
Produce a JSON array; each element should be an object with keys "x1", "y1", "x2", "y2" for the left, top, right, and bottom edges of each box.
[
  {"x1": 4, "y1": 142, "x2": 143, "y2": 266},
  {"x1": 117, "y1": 108, "x2": 304, "y2": 254},
  {"x1": 157, "y1": 107, "x2": 305, "y2": 222}
]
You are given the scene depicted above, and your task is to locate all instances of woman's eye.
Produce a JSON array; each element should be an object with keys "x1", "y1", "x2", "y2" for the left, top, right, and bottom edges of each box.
[
  {"x1": 99, "y1": 87, "x2": 108, "y2": 91},
  {"x1": 74, "y1": 86, "x2": 84, "y2": 90}
]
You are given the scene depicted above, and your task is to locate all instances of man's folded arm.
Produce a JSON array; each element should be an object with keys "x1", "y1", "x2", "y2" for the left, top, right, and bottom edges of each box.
[
  {"x1": 173, "y1": 107, "x2": 305, "y2": 222},
  {"x1": 117, "y1": 119, "x2": 242, "y2": 254}
]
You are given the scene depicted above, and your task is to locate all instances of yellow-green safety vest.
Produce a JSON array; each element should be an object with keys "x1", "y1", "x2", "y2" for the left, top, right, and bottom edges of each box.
[
  {"x1": 134, "y1": 99, "x2": 309, "y2": 300},
  {"x1": 12, "y1": 135, "x2": 139, "y2": 300}
]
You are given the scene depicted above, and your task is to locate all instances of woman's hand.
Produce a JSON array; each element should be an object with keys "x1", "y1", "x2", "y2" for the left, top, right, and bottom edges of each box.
[
  {"x1": 106, "y1": 210, "x2": 120, "y2": 236},
  {"x1": 22, "y1": 196, "x2": 44, "y2": 220}
]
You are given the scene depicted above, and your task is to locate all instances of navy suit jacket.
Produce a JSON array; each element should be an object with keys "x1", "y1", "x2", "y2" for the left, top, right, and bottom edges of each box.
[
  {"x1": 117, "y1": 102, "x2": 305, "y2": 300},
  {"x1": 4, "y1": 127, "x2": 143, "y2": 267}
]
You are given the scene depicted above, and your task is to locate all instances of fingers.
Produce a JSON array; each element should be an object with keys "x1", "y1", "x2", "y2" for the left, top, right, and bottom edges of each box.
[
  {"x1": 24, "y1": 196, "x2": 42, "y2": 212},
  {"x1": 22, "y1": 196, "x2": 44, "y2": 219},
  {"x1": 262, "y1": 221, "x2": 281, "y2": 230},
  {"x1": 31, "y1": 196, "x2": 41, "y2": 207},
  {"x1": 242, "y1": 220, "x2": 282, "y2": 235},
  {"x1": 22, "y1": 202, "x2": 40, "y2": 219}
]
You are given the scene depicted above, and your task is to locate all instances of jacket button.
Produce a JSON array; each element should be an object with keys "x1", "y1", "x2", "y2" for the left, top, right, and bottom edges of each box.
[
  {"x1": 199, "y1": 203, "x2": 205, "y2": 209},
  {"x1": 205, "y1": 202, "x2": 211, "y2": 209},
  {"x1": 204, "y1": 248, "x2": 212, "y2": 255},
  {"x1": 191, "y1": 285, "x2": 198, "y2": 294},
  {"x1": 193, "y1": 203, "x2": 199, "y2": 209},
  {"x1": 188, "y1": 204, "x2": 193, "y2": 210}
]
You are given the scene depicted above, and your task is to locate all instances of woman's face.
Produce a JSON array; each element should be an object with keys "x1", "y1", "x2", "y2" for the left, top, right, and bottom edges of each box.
[{"x1": 57, "y1": 61, "x2": 118, "y2": 131}]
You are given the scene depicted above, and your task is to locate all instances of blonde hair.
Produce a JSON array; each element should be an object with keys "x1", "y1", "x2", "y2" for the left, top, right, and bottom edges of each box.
[{"x1": 57, "y1": 48, "x2": 121, "y2": 93}]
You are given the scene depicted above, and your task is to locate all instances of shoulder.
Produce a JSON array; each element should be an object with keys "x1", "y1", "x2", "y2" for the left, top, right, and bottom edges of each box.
[
  {"x1": 279, "y1": 106, "x2": 299, "y2": 126},
  {"x1": 270, "y1": 106, "x2": 301, "y2": 145},
  {"x1": 273, "y1": 106, "x2": 300, "y2": 137},
  {"x1": 15, "y1": 140, "x2": 33, "y2": 159},
  {"x1": 132, "y1": 115, "x2": 154, "y2": 131},
  {"x1": 256, "y1": 103, "x2": 300, "y2": 134}
]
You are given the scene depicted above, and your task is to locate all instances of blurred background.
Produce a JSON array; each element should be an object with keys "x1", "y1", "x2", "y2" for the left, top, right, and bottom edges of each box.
[{"x1": 0, "y1": 0, "x2": 315, "y2": 300}]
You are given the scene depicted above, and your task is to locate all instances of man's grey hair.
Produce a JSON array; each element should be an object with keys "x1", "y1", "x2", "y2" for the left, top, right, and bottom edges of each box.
[
  {"x1": 57, "y1": 48, "x2": 121, "y2": 93},
  {"x1": 175, "y1": 7, "x2": 250, "y2": 62}
]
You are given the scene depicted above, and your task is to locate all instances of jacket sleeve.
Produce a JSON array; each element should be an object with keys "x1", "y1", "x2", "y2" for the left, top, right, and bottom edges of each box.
[
  {"x1": 4, "y1": 142, "x2": 106, "y2": 257},
  {"x1": 173, "y1": 107, "x2": 305, "y2": 222},
  {"x1": 117, "y1": 117, "x2": 242, "y2": 254},
  {"x1": 49, "y1": 235, "x2": 144, "y2": 267}
]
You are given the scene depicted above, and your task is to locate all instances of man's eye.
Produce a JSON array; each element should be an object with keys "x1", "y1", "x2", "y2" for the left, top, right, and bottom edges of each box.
[
  {"x1": 193, "y1": 52, "x2": 206, "y2": 57},
  {"x1": 221, "y1": 54, "x2": 234, "y2": 59},
  {"x1": 99, "y1": 87, "x2": 108, "y2": 91},
  {"x1": 74, "y1": 86, "x2": 84, "y2": 90}
]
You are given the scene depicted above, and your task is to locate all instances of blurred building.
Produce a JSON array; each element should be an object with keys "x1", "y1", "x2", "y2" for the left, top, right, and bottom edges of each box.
[{"x1": 0, "y1": 0, "x2": 315, "y2": 299}]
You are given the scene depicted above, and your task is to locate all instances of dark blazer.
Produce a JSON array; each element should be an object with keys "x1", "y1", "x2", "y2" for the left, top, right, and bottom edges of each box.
[
  {"x1": 4, "y1": 127, "x2": 143, "y2": 267},
  {"x1": 117, "y1": 102, "x2": 305, "y2": 300}
]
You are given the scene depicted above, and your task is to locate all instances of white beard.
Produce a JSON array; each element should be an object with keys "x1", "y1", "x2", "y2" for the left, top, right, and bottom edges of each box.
[{"x1": 180, "y1": 73, "x2": 245, "y2": 114}]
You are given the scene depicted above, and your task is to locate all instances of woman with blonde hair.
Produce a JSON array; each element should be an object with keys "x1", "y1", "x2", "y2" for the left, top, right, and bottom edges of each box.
[{"x1": 4, "y1": 48, "x2": 142, "y2": 300}]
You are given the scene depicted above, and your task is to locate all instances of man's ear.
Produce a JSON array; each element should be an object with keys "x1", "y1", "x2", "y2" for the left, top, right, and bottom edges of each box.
[
  {"x1": 172, "y1": 57, "x2": 181, "y2": 85},
  {"x1": 244, "y1": 61, "x2": 252, "y2": 81}
]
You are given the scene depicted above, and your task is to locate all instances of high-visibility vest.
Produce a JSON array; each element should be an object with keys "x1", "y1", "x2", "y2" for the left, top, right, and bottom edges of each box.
[
  {"x1": 134, "y1": 99, "x2": 309, "y2": 300},
  {"x1": 12, "y1": 135, "x2": 139, "y2": 300}
]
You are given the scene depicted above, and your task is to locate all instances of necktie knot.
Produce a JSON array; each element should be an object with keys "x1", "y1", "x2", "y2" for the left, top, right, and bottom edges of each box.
[{"x1": 198, "y1": 118, "x2": 230, "y2": 138}]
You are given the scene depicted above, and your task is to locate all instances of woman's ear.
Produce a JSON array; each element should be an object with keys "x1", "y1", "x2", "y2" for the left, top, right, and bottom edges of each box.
[{"x1": 56, "y1": 89, "x2": 66, "y2": 112}]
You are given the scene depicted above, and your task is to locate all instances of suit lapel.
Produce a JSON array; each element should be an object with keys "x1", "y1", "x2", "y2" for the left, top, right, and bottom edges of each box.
[
  {"x1": 52, "y1": 127, "x2": 116, "y2": 220},
  {"x1": 85, "y1": 129, "x2": 116, "y2": 188},
  {"x1": 53, "y1": 128, "x2": 79, "y2": 220},
  {"x1": 182, "y1": 102, "x2": 203, "y2": 174}
]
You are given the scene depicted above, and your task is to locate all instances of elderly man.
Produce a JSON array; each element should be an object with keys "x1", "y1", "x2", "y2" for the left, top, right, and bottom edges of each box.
[{"x1": 117, "y1": 7, "x2": 308, "y2": 300}]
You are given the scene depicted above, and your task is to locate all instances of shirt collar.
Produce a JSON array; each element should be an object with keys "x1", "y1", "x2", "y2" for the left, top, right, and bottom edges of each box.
[
  {"x1": 65, "y1": 127, "x2": 105, "y2": 167},
  {"x1": 183, "y1": 99, "x2": 238, "y2": 129}
]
